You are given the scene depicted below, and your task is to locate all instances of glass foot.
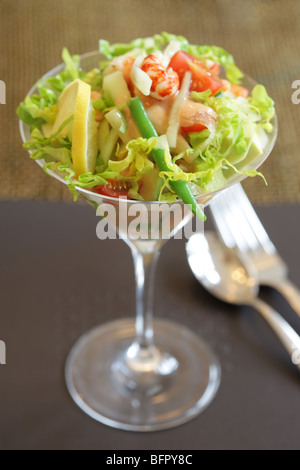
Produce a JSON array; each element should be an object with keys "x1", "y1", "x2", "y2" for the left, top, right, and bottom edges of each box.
[{"x1": 65, "y1": 318, "x2": 221, "y2": 431}]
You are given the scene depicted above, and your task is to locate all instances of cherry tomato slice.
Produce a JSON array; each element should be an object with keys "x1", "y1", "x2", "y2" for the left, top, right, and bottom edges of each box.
[
  {"x1": 169, "y1": 51, "x2": 222, "y2": 96},
  {"x1": 181, "y1": 123, "x2": 207, "y2": 134},
  {"x1": 92, "y1": 179, "x2": 130, "y2": 199},
  {"x1": 207, "y1": 61, "x2": 221, "y2": 75}
]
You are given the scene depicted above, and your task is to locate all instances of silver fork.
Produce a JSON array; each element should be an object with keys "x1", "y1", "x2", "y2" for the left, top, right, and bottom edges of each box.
[{"x1": 209, "y1": 183, "x2": 300, "y2": 318}]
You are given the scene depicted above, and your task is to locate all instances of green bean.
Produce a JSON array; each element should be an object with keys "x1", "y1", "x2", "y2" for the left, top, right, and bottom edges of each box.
[{"x1": 128, "y1": 97, "x2": 206, "y2": 220}]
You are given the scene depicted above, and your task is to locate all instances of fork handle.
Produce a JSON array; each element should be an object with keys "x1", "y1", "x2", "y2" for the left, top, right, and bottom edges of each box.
[
  {"x1": 248, "y1": 297, "x2": 300, "y2": 371},
  {"x1": 265, "y1": 279, "x2": 300, "y2": 318}
]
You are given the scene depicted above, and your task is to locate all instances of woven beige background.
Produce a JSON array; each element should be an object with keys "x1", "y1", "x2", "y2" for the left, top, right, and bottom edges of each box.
[{"x1": 1, "y1": 0, "x2": 300, "y2": 204}]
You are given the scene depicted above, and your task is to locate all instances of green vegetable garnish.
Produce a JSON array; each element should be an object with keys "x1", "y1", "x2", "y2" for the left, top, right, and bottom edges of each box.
[{"x1": 128, "y1": 97, "x2": 206, "y2": 220}]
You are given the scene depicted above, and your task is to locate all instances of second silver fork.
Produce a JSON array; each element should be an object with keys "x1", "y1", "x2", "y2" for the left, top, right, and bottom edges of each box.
[{"x1": 209, "y1": 183, "x2": 300, "y2": 318}]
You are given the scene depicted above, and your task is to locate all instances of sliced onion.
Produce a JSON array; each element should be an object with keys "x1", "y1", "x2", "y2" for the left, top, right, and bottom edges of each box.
[
  {"x1": 130, "y1": 54, "x2": 152, "y2": 96},
  {"x1": 166, "y1": 71, "x2": 192, "y2": 148},
  {"x1": 199, "y1": 116, "x2": 216, "y2": 151},
  {"x1": 162, "y1": 40, "x2": 181, "y2": 68}
]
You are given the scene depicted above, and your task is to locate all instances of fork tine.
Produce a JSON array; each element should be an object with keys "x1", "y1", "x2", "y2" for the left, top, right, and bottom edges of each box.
[
  {"x1": 208, "y1": 193, "x2": 237, "y2": 248},
  {"x1": 210, "y1": 183, "x2": 276, "y2": 255},
  {"x1": 221, "y1": 186, "x2": 262, "y2": 252},
  {"x1": 231, "y1": 184, "x2": 276, "y2": 255},
  {"x1": 210, "y1": 186, "x2": 255, "y2": 253}
]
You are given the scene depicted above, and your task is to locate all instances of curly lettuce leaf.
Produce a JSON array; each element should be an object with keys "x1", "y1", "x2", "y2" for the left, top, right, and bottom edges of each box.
[
  {"x1": 61, "y1": 47, "x2": 80, "y2": 81},
  {"x1": 152, "y1": 135, "x2": 220, "y2": 198},
  {"x1": 190, "y1": 85, "x2": 274, "y2": 167},
  {"x1": 41, "y1": 48, "x2": 85, "y2": 94},
  {"x1": 185, "y1": 85, "x2": 275, "y2": 189},
  {"x1": 67, "y1": 170, "x2": 119, "y2": 201},
  {"x1": 250, "y1": 84, "x2": 275, "y2": 123},
  {"x1": 108, "y1": 137, "x2": 156, "y2": 178},
  {"x1": 99, "y1": 32, "x2": 189, "y2": 60},
  {"x1": 23, "y1": 116, "x2": 73, "y2": 152},
  {"x1": 17, "y1": 48, "x2": 84, "y2": 128},
  {"x1": 16, "y1": 96, "x2": 58, "y2": 128},
  {"x1": 32, "y1": 146, "x2": 71, "y2": 164},
  {"x1": 41, "y1": 161, "x2": 118, "y2": 201}
]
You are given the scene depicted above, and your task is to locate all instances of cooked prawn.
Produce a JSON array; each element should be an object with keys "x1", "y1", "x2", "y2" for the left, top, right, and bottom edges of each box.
[
  {"x1": 141, "y1": 53, "x2": 179, "y2": 100},
  {"x1": 105, "y1": 55, "x2": 135, "y2": 88},
  {"x1": 180, "y1": 99, "x2": 217, "y2": 149},
  {"x1": 180, "y1": 99, "x2": 217, "y2": 129}
]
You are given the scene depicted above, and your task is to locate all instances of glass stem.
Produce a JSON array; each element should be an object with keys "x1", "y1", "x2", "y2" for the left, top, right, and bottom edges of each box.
[
  {"x1": 132, "y1": 246, "x2": 160, "y2": 351},
  {"x1": 112, "y1": 239, "x2": 178, "y2": 395}
]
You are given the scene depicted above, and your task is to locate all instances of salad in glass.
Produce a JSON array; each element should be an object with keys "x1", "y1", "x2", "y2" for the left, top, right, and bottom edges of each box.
[{"x1": 17, "y1": 32, "x2": 275, "y2": 220}]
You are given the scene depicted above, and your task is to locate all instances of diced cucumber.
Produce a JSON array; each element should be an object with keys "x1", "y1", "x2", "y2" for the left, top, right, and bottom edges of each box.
[
  {"x1": 139, "y1": 167, "x2": 164, "y2": 201},
  {"x1": 100, "y1": 128, "x2": 119, "y2": 164},
  {"x1": 98, "y1": 119, "x2": 110, "y2": 152},
  {"x1": 223, "y1": 127, "x2": 268, "y2": 179},
  {"x1": 225, "y1": 127, "x2": 268, "y2": 165},
  {"x1": 105, "y1": 108, "x2": 131, "y2": 144},
  {"x1": 102, "y1": 71, "x2": 131, "y2": 107},
  {"x1": 203, "y1": 169, "x2": 227, "y2": 192},
  {"x1": 244, "y1": 127, "x2": 268, "y2": 163},
  {"x1": 174, "y1": 135, "x2": 195, "y2": 163}
]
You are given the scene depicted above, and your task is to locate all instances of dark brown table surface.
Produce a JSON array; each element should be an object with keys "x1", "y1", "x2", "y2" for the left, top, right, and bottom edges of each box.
[{"x1": 0, "y1": 200, "x2": 299, "y2": 450}]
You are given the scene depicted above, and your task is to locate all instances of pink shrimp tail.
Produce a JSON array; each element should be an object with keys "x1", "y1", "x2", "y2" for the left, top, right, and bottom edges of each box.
[{"x1": 141, "y1": 54, "x2": 179, "y2": 99}]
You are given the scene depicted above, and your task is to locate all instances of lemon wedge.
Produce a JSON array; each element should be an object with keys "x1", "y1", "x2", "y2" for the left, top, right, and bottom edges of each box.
[{"x1": 43, "y1": 78, "x2": 98, "y2": 176}]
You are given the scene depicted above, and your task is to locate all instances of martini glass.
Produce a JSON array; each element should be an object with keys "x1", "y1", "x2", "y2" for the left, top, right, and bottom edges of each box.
[{"x1": 20, "y1": 51, "x2": 277, "y2": 431}]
